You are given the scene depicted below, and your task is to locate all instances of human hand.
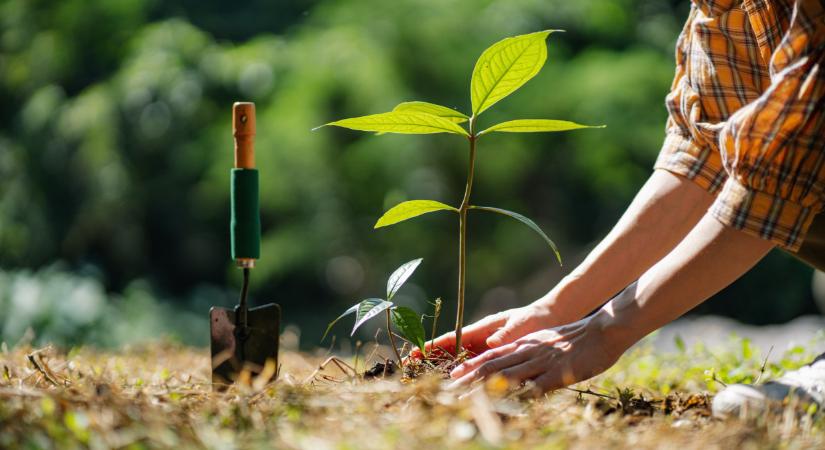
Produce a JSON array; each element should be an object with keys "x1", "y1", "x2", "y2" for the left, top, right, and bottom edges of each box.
[
  {"x1": 413, "y1": 302, "x2": 566, "y2": 358},
  {"x1": 447, "y1": 313, "x2": 626, "y2": 395}
]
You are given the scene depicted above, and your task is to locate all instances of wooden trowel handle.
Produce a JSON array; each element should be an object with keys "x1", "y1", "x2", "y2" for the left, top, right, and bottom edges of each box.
[{"x1": 233, "y1": 102, "x2": 256, "y2": 169}]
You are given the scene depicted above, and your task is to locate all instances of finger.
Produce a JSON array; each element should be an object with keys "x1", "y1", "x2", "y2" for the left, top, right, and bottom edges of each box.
[
  {"x1": 424, "y1": 313, "x2": 507, "y2": 356},
  {"x1": 529, "y1": 363, "x2": 579, "y2": 397},
  {"x1": 498, "y1": 357, "x2": 550, "y2": 384},
  {"x1": 486, "y1": 319, "x2": 522, "y2": 348},
  {"x1": 450, "y1": 343, "x2": 518, "y2": 379},
  {"x1": 448, "y1": 349, "x2": 532, "y2": 388}
]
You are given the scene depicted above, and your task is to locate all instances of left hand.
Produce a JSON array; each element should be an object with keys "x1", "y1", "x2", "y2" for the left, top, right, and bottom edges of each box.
[{"x1": 447, "y1": 313, "x2": 627, "y2": 395}]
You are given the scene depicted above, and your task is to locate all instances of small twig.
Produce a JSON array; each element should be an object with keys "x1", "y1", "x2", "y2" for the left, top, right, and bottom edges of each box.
[
  {"x1": 391, "y1": 331, "x2": 411, "y2": 345},
  {"x1": 710, "y1": 373, "x2": 728, "y2": 388},
  {"x1": 755, "y1": 345, "x2": 774, "y2": 384},
  {"x1": 330, "y1": 357, "x2": 356, "y2": 376},
  {"x1": 26, "y1": 349, "x2": 65, "y2": 387},
  {"x1": 303, "y1": 356, "x2": 357, "y2": 384},
  {"x1": 566, "y1": 386, "x2": 616, "y2": 400}
]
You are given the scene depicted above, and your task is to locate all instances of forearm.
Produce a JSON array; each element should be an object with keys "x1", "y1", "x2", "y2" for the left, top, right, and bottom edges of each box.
[
  {"x1": 538, "y1": 169, "x2": 714, "y2": 319},
  {"x1": 597, "y1": 213, "x2": 774, "y2": 348}
]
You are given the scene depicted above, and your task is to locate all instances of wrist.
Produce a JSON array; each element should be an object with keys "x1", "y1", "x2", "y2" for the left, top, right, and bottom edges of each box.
[
  {"x1": 534, "y1": 274, "x2": 592, "y2": 322},
  {"x1": 590, "y1": 290, "x2": 647, "y2": 354}
]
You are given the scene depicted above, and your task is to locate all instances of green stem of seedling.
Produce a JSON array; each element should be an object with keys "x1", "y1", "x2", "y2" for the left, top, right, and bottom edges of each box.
[
  {"x1": 386, "y1": 308, "x2": 403, "y2": 368},
  {"x1": 454, "y1": 118, "x2": 477, "y2": 355}
]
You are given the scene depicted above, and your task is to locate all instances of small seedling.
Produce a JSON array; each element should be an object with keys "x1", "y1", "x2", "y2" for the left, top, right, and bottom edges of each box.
[
  {"x1": 316, "y1": 30, "x2": 604, "y2": 353},
  {"x1": 323, "y1": 258, "x2": 428, "y2": 366}
]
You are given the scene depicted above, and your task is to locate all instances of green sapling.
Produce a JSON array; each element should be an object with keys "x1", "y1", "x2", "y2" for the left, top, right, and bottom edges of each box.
[{"x1": 316, "y1": 30, "x2": 604, "y2": 354}]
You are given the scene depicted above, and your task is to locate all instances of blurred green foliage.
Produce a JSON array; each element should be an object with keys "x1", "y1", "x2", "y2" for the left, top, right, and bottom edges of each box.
[{"x1": 0, "y1": 0, "x2": 817, "y2": 347}]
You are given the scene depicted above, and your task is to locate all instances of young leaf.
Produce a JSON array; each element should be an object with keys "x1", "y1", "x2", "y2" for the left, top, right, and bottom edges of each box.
[
  {"x1": 391, "y1": 306, "x2": 427, "y2": 352},
  {"x1": 352, "y1": 298, "x2": 394, "y2": 336},
  {"x1": 386, "y1": 258, "x2": 423, "y2": 300},
  {"x1": 322, "y1": 303, "x2": 360, "y2": 341},
  {"x1": 314, "y1": 111, "x2": 469, "y2": 136},
  {"x1": 375, "y1": 200, "x2": 458, "y2": 228},
  {"x1": 470, "y1": 205, "x2": 562, "y2": 265},
  {"x1": 478, "y1": 119, "x2": 605, "y2": 136},
  {"x1": 392, "y1": 101, "x2": 469, "y2": 123},
  {"x1": 470, "y1": 30, "x2": 560, "y2": 116}
]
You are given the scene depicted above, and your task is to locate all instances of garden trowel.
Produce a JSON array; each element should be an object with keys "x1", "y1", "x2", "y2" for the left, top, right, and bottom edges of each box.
[{"x1": 210, "y1": 102, "x2": 281, "y2": 388}]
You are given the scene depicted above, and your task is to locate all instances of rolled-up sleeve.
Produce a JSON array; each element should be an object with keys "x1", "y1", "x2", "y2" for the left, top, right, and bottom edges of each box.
[
  {"x1": 710, "y1": 0, "x2": 825, "y2": 251},
  {"x1": 654, "y1": 6, "x2": 730, "y2": 195}
]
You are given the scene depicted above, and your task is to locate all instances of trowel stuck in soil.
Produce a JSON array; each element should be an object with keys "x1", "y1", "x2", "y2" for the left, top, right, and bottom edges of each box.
[{"x1": 210, "y1": 102, "x2": 281, "y2": 388}]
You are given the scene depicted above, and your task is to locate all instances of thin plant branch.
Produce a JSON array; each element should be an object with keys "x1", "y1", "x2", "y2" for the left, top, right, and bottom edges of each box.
[
  {"x1": 455, "y1": 119, "x2": 478, "y2": 353},
  {"x1": 386, "y1": 309, "x2": 403, "y2": 367}
]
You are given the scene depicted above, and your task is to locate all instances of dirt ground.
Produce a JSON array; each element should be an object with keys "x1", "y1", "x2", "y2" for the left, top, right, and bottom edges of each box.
[{"x1": 2, "y1": 320, "x2": 825, "y2": 450}]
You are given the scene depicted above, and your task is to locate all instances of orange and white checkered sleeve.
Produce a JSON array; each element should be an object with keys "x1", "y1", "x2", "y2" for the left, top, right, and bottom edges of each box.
[
  {"x1": 654, "y1": 6, "x2": 729, "y2": 195},
  {"x1": 711, "y1": 1, "x2": 825, "y2": 252}
]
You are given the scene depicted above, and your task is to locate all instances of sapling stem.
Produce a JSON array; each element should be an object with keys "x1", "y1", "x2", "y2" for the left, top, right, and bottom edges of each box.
[
  {"x1": 454, "y1": 118, "x2": 478, "y2": 354},
  {"x1": 386, "y1": 308, "x2": 403, "y2": 367}
]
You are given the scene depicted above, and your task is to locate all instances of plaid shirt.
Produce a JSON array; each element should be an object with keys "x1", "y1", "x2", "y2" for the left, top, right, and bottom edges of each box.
[{"x1": 654, "y1": 0, "x2": 825, "y2": 251}]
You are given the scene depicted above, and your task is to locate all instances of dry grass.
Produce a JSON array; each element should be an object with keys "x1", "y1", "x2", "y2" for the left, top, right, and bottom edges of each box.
[{"x1": 1, "y1": 340, "x2": 824, "y2": 450}]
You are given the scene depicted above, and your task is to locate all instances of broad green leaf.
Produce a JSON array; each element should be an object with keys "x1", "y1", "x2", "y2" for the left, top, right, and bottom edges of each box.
[
  {"x1": 375, "y1": 200, "x2": 458, "y2": 229},
  {"x1": 386, "y1": 258, "x2": 423, "y2": 300},
  {"x1": 470, "y1": 205, "x2": 562, "y2": 265},
  {"x1": 322, "y1": 302, "x2": 360, "y2": 341},
  {"x1": 391, "y1": 306, "x2": 427, "y2": 352},
  {"x1": 352, "y1": 298, "x2": 394, "y2": 336},
  {"x1": 392, "y1": 101, "x2": 469, "y2": 123},
  {"x1": 470, "y1": 30, "x2": 559, "y2": 116},
  {"x1": 314, "y1": 111, "x2": 469, "y2": 136},
  {"x1": 478, "y1": 119, "x2": 605, "y2": 136}
]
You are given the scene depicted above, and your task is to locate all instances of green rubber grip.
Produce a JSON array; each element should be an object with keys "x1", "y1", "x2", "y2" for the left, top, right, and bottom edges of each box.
[{"x1": 230, "y1": 168, "x2": 261, "y2": 260}]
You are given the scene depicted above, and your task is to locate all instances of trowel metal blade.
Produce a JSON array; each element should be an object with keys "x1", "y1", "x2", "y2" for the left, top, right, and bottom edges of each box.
[{"x1": 210, "y1": 302, "x2": 281, "y2": 388}]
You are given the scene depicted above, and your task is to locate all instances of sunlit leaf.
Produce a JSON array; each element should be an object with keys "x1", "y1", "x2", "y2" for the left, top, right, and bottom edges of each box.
[
  {"x1": 386, "y1": 258, "x2": 423, "y2": 300},
  {"x1": 478, "y1": 119, "x2": 605, "y2": 135},
  {"x1": 470, "y1": 30, "x2": 560, "y2": 116},
  {"x1": 314, "y1": 111, "x2": 469, "y2": 136},
  {"x1": 322, "y1": 303, "x2": 360, "y2": 341},
  {"x1": 392, "y1": 101, "x2": 469, "y2": 123},
  {"x1": 352, "y1": 298, "x2": 394, "y2": 335},
  {"x1": 470, "y1": 205, "x2": 562, "y2": 265},
  {"x1": 391, "y1": 306, "x2": 427, "y2": 352},
  {"x1": 375, "y1": 200, "x2": 458, "y2": 228}
]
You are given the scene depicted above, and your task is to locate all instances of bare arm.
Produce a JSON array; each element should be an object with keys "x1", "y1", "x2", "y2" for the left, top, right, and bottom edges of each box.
[
  {"x1": 599, "y1": 212, "x2": 775, "y2": 348},
  {"x1": 428, "y1": 169, "x2": 716, "y2": 353},
  {"x1": 449, "y1": 212, "x2": 774, "y2": 391},
  {"x1": 537, "y1": 169, "x2": 714, "y2": 321}
]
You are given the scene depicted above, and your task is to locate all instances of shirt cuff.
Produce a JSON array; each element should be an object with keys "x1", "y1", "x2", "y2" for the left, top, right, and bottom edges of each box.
[
  {"x1": 653, "y1": 133, "x2": 728, "y2": 195},
  {"x1": 710, "y1": 178, "x2": 821, "y2": 252}
]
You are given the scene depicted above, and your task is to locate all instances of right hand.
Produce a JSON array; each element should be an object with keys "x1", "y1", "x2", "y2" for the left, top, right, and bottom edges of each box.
[{"x1": 413, "y1": 302, "x2": 564, "y2": 358}]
